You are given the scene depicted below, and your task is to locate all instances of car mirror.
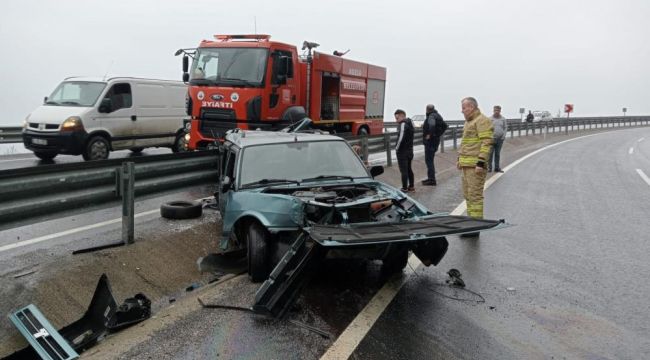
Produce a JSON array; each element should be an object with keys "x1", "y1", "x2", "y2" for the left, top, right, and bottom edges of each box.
[
  {"x1": 370, "y1": 165, "x2": 384, "y2": 178},
  {"x1": 222, "y1": 175, "x2": 232, "y2": 192},
  {"x1": 98, "y1": 98, "x2": 112, "y2": 113}
]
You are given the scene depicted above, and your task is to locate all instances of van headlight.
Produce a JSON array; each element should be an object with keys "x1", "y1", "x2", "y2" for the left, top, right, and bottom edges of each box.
[{"x1": 61, "y1": 116, "x2": 83, "y2": 132}]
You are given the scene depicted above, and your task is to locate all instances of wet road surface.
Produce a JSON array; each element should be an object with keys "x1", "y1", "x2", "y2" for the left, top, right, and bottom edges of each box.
[{"x1": 351, "y1": 128, "x2": 650, "y2": 359}]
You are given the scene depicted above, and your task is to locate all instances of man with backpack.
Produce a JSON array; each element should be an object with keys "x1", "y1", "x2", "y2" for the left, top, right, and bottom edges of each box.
[{"x1": 421, "y1": 104, "x2": 448, "y2": 186}]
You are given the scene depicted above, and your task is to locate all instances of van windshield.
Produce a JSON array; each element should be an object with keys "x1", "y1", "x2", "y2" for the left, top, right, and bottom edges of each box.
[
  {"x1": 190, "y1": 48, "x2": 268, "y2": 87},
  {"x1": 46, "y1": 81, "x2": 106, "y2": 107}
]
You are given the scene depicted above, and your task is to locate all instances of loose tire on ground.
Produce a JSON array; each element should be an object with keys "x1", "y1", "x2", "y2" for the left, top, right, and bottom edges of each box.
[
  {"x1": 160, "y1": 200, "x2": 203, "y2": 220},
  {"x1": 34, "y1": 151, "x2": 58, "y2": 160},
  {"x1": 83, "y1": 136, "x2": 110, "y2": 161},
  {"x1": 246, "y1": 221, "x2": 270, "y2": 282}
]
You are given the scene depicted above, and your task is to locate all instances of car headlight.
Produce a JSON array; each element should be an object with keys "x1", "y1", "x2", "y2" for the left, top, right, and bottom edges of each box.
[{"x1": 61, "y1": 116, "x2": 83, "y2": 132}]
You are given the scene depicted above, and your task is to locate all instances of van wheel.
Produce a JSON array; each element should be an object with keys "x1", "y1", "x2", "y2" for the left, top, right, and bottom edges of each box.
[
  {"x1": 83, "y1": 136, "x2": 110, "y2": 161},
  {"x1": 34, "y1": 151, "x2": 58, "y2": 161},
  {"x1": 172, "y1": 133, "x2": 188, "y2": 153},
  {"x1": 247, "y1": 222, "x2": 269, "y2": 282},
  {"x1": 130, "y1": 147, "x2": 144, "y2": 154}
]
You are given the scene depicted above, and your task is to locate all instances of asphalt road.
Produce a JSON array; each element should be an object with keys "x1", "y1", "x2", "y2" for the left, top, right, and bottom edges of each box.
[
  {"x1": 0, "y1": 146, "x2": 173, "y2": 171},
  {"x1": 2, "y1": 127, "x2": 649, "y2": 359},
  {"x1": 351, "y1": 128, "x2": 650, "y2": 359}
]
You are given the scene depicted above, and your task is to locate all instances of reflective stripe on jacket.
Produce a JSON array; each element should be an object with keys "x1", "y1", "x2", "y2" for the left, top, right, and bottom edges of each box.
[{"x1": 459, "y1": 109, "x2": 494, "y2": 167}]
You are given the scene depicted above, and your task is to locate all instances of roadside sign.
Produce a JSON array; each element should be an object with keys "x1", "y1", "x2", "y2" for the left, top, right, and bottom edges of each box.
[
  {"x1": 519, "y1": 108, "x2": 525, "y2": 114},
  {"x1": 564, "y1": 104, "x2": 574, "y2": 113},
  {"x1": 623, "y1": 107, "x2": 627, "y2": 113}
]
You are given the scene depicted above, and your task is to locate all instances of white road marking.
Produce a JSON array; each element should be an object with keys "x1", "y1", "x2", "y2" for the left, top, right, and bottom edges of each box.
[
  {"x1": 320, "y1": 131, "x2": 612, "y2": 360},
  {"x1": 0, "y1": 209, "x2": 159, "y2": 253},
  {"x1": 636, "y1": 169, "x2": 650, "y2": 187},
  {"x1": 629, "y1": 147, "x2": 634, "y2": 155},
  {"x1": 0, "y1": 196, "x2": 213, "y2": 254},
  {"x1": 639, "y1": 137, "x2": 645, "y2": 143}
]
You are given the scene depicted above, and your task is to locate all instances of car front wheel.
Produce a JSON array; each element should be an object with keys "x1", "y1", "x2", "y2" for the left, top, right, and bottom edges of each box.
[
  {"x1": 247, "y1": 222, "x2": 270, "y2": 282},
  {"x1": 34, "y1": 151, "x2": 58, "y2": 161}
]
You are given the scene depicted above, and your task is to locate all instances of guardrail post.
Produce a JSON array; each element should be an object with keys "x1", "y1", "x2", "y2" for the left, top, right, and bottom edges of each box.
[
  {"x1": 121, "y1": 162, "x2": 135, "y2": 245},
  {"x1": 383, "y1": 133, "x2": 392, "y2": 167},
  {"x1": 361, "y1": 135, "x2": 369, "y2": 164},
  {"x1": 565, "y1": 119, "x2": 569, "y2": 135},
  {"x1": 518, "y1": 123, "x2": 522, "y2": 137},
  {"x1": 440, "y1": 135, "x2": 445, "y2": 153},
  {"x1": 453, "y1": 128, "x2": 459, "y2": 148},
  {"x1": 510, "y1": 124, "x2": 514, "y2": 138}
]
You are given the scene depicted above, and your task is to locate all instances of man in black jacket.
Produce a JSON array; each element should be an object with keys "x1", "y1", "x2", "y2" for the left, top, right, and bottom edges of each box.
[
  {"x1": 394, "y1": 109, "x2": 415, "y2": 192},
  {"x1": 422, "y1": 104, "x2": 446, "y2": 185}
]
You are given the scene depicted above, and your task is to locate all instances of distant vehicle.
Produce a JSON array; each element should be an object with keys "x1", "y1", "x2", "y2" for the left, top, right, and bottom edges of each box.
[
  {"x1": 22, "y1": 77, "x2": 188, "y2": 161},
  {"x1": 526, "y1": 110, "x2": 554, "y2": 122},
  {"x1": 411, "y1": 114, "x2": 426, "y2": 128}
]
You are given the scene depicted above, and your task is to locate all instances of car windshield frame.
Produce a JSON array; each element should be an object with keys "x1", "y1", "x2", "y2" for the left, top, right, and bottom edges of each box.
[
  {"x1": 189, "y1": 47, "x2": 268, "y2": 88},
  {"x1": 237, "y1": 140, "x2": 370, "y2": 189},
  {"x1": 45, "y1": 81, "x2": 107, "y2": 107}
]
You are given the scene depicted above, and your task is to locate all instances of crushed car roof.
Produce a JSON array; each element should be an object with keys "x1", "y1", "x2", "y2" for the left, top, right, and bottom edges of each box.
[{"x1": 225, "y1": 130, "x2": 346, "y2": 148}]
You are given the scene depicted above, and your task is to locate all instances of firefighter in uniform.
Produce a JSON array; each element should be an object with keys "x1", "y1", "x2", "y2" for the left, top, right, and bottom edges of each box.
[{"x1": 458, "y1": 97, "x2": 494, "y2": 234}]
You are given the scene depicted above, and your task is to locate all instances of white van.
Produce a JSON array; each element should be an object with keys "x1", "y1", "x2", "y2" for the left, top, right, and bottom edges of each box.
[{"x1": 22, "y1": 77, "x2": 188, "y2": 161}]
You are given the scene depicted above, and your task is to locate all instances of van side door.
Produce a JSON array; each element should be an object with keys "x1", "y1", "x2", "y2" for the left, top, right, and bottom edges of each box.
[
  {"x1": 132, "y1": 82, "x2": 185, "y2": 148},
  {"x1": 97, "y1": 82, "x2": 135, "y2": 150}
]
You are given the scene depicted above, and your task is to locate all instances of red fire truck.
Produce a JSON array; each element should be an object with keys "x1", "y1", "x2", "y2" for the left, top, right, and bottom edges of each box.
[{"x1": 176, "y1": 34, "x2": 386, "y2": 149}]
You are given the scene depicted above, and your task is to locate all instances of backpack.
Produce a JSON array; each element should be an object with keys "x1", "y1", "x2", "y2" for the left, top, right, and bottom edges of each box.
[{"x1": 434, "y1": 114, "x2": 448, "y2": 137}]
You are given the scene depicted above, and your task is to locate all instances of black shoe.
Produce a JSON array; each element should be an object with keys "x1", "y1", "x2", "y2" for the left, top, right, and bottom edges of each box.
[
  {"x1": 421, "y1": 179, "x2": 437, "y2": 186},
  {"x1": 495, "y1": 169, "x2": 504, "y2": 173},
  {"x1": 459, "y1": 232, "x2": 480, "y2": 238}
]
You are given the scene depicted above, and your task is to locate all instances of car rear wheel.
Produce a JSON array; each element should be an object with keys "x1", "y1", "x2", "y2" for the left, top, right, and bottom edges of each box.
[
  {"x1": 247, "y1": 222, "x2": 270, "y2": 282},
  {"x1": 34, "y1": 151, "x2": 58, "y2": 161},
  {"x1": 83, "y1": 136, "x2": 110, "y2": 161}
]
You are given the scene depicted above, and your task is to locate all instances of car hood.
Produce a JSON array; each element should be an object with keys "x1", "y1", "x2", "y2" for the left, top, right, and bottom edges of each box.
[{"x1": 27, "y1": 105, "x2": 92, "y2": 125}]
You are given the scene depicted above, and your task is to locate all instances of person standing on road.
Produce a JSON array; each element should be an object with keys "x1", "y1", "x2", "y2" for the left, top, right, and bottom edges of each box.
[
  {"x1": 488, "y1": 105, "x2": 507, "y2": 173},
  {"x1": 421, "y1": 104, "x2": 447, "y2": 186},
  {"x1": 526, "y1": 110, "x2": 534, "y2": 123},
  {"x1": 458, "y1": 97, "x2": 493, "y2": 234},
  {"x1": 395, "y1": 109, "x2": 415, "y2": 192}
]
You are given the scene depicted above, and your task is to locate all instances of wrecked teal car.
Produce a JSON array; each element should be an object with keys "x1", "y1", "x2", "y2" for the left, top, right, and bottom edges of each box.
[{"x1": 214, "y1": 130, "x2": 503, "y2": 289}]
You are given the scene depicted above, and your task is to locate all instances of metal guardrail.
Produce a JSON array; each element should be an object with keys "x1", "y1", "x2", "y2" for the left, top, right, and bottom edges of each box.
[
  {"x1": 0, "y1": 115, "x2": 648, "y2": 233},
  {"x1": 0, "y1": 126, "x2": 22, "y2": 144},
  {"x1": 355, "y1": 116, "x2": 650, "y2": 167},
  {"x1": 0, "y1": 151, "x2": 218, "y2": 229}
]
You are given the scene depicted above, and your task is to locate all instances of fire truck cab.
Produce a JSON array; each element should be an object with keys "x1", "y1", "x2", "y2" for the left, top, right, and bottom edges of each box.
[{"x1": 179, "y1": 34, "x2": 386, "y2": 150}]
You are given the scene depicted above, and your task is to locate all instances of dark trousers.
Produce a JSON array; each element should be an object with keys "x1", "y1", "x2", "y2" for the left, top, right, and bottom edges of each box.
[
  {"x1": 397, "y1": 152, "x2": 414, "y2": 189},
  {"x1": 424, "y1": 137, "x2": 440, "y2": 181},
  {"x1": 489, "y1": 138, "x2": 504, "y2": 170}
]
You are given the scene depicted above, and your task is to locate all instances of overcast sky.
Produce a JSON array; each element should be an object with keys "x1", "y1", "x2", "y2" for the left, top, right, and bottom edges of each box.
[{"x1": 1, "y1": 0, "x2": 649, "y2": 125}]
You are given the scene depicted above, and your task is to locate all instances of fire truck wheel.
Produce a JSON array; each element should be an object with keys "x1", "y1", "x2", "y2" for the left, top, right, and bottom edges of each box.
[
  {"x1": 172, "y1": 133, "x2": 189, "y2": 153},
  {"x1": 247, "y1": 221, "x2": 270, "y2": 283},
  {"x1": 160, "y1": 200, "x2": 203, "y2": 219},
  {"x1": 357, "y1": 127, "x2": 369, "y2": 136}
]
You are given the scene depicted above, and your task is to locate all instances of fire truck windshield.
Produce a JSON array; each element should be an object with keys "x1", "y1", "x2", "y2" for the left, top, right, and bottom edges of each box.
[{"x1": 190, "y1": 48, "x2": 268, "y2": 87}]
